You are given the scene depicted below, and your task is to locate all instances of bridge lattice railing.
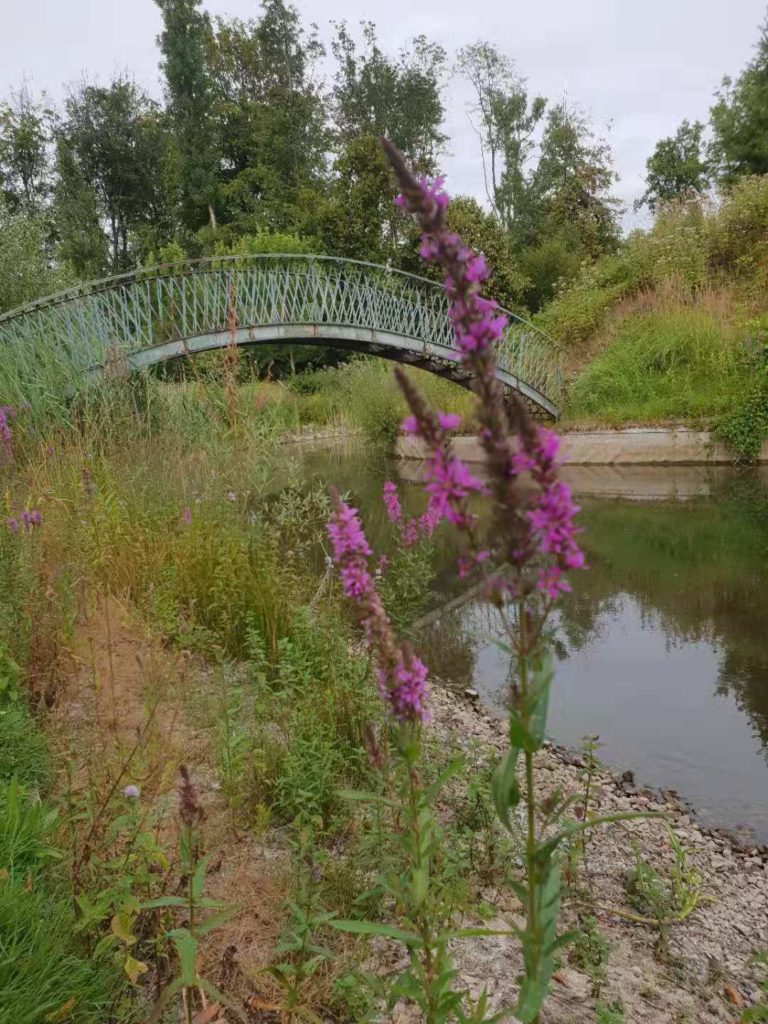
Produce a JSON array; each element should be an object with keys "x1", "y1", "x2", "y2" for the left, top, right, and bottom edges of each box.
[{"x1": 0, "y1": 255, "x2": 562, "y2": 412}]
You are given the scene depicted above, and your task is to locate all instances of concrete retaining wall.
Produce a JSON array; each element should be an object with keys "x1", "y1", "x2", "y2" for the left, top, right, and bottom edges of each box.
[{"x1": 396, "y1": 427, "x2": 768, "y2": 465}]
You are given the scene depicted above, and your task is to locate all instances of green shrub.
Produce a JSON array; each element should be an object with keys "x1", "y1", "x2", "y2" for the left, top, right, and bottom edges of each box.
[
  {"x1": 208, "y1": 605, "x2": 379, "y2": 832},
  {"x1": 707, "y1": 175, "x2": 768, "y2": 282},
  {"x1": 716, "y1": 359, "x2": 768, "y2": 463},
  {"x1": 537, "y1": 280, "x2": 629, "y2": 348}
]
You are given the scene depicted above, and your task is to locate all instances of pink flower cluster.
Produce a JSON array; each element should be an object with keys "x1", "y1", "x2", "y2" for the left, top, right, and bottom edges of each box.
[
  {"x1": 383, "y1": 480, "x2": 443, "y2": 549},
  {"x1": 6, "y1": 509, "x2": 42, "y2": 534},
  {"x1": 516, "y1": 428, "x2": 585, "y2": 598},
  {"x1": 0, "y1": 405, "x2": 16, "y2": 464},
  {"x1": 383, "y1": 138, "x2": 584, "y2": 602},
  {"x1": 327, "y1": 497, "x2": 429, "y2": 722},
  {"x1": 401, "y1": 413, "x2": 487, "y2": 532}
]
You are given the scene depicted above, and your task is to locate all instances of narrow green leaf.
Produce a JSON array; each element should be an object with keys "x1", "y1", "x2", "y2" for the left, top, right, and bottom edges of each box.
[
  {"x1": 536, "y1": 810, "x2": 657, "y2": 862},
  {"x1": 195, "y1": 905, "x2": 238, "y2": 937},
  {"x1": 411, "y1": 865, "x2": 429, "y2": 909},
  {"x1": 141, "y1": 895, "x2": 188, "y2": 910},
  {"x1": 491, "y1": 747, "x2": 521, "y2": 827},
  {"x1": 528, "y1": 653, "x2": 553, "y2": 749},
  {"x1": 329, "y1": 919, "x2": 420, "y2": 944}
]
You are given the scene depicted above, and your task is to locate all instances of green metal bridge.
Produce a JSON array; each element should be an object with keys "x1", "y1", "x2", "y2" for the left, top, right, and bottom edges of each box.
[{"x1": 0, "y1": 255, "x2": 562, "y2": 417}]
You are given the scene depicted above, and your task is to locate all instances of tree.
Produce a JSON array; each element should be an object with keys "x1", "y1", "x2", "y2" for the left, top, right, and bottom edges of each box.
[
  {"x1": 457, "y1": 42, "x2": 546, "y2": 237},
  {"x1": 0, "y1": 206, "x2": 71, "y2": 313},
  {"x1": 203, "y1": 1, "x2": 328, "y2": 237},
  {"x1": 0, "y1": 84, "x2": 52, "y2": 215},
  {"x1": 396, "y1": 194, "x2": 528, "y2": 310},
  {"x1": 709, "y1": 13, "x2": 768, "y2": 184},
  {"x1": 637, "y1": 120, "x2": 709, "y2": 211},
  {"x1": 312, "y1": 135, "x2": 396, "y2": 264},
  {"x1": 156, "y1": 0, "x2": 220, "y2": 237},
  {"x1": 529, "y1": 102, "x2": 621, "y2": 260},
  {"x1": 330, "y1": 21, "x2": 447, "y2": 172},
  {"x1": 57, "y1": 77, "x2": 167, "y2": 271},
  {"x1": 52, "y1": 136, "x2": 108, "y2": 279}
]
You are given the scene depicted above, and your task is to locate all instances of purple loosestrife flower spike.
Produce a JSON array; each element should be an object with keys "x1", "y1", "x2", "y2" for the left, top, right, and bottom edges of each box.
[
  {"x1": 326, "y1": 493, "x2": 429, "y2": 723},
  {"x1": 383, "y1": 481, "x2": 402, "y2": 524},
  {"x1": 0, "y1": 406, "x2": 15, "y2": 464},
  {"x1": 178, "y1": 765, "x2": 204, "y2": 828},
  {"x1": 382, "y1": 137, "x2": 585, "y2": 601},
  {"x1": 383, "y1": 481, "x2": 442, "y2": 548}
]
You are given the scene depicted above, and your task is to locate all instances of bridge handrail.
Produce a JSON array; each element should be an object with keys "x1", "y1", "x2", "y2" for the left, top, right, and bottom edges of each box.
[{"x1": 0, "y1": 253, "x2": 556, "y2": 352}]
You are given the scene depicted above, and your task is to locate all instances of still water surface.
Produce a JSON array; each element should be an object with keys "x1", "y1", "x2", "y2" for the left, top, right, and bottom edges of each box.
[{"x1": 285, "y1": 441, "x2": 768, "y2": 841}]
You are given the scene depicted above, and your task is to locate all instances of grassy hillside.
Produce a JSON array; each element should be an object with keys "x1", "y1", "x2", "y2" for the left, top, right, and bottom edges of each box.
[{"x1": 538, "y1": 176, "x2": 768, "y2": 458}]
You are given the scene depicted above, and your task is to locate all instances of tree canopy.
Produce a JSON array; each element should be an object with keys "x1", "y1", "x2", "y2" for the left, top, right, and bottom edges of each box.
[{"x1": 7, "y1": 0, "x2": 768, "y2": 328}]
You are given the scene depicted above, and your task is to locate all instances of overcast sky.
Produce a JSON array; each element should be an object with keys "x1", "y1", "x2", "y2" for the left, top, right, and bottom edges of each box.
[{"x1": 2, "y1": 0, "x2": 766, "y2": 224}]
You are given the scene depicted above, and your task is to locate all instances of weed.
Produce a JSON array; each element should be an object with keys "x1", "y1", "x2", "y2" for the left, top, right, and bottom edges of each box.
[
  {"x1": 143, "y1": 766, "x2": 239, "y2": 1023},
  {"x1": 0, "y1": 703, "x2": 49, "y2": 788},
  {"x1": 594, "y1": 999, "x2": 625, "y2": 1024},
  {"x1": 742, "y1": 951, "x2": 768, "y2": 1022},
  {"x1": 0, "y1": 781, "x2": 119, "y2": 1024},
  {"x1": 571, "y1": 915, "x2": 611, "y2": 999},
  {"x1": 621, "y1": 829, "x2": 704, "y2": 949},
  {"x1": 268, "y1": 827, "x2": 337, "y2": 1021}
]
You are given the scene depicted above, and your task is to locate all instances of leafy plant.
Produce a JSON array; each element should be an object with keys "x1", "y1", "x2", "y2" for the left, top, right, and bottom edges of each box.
[
  {"x1": 623, "y1": 829, "x2": 703, "y2": 928},
  {"x1": 143, "y1": 766, "x2": 240, "y2": 1023},
  {"x1": 571, "y1": 914, "x2": 611, "y2": 999},
  {"x1": 268, "y1": 827, "x2": 336, "y2": 1021},
  {"x1": 595, "y1": 999, "x2": 625, "y2": 1024},
  {"x1": 742, "y1": 951, "x2": 768, "y2": 1022},
  {"x1": 716, "y1": 347, "x2": 768, "y2": 463}
]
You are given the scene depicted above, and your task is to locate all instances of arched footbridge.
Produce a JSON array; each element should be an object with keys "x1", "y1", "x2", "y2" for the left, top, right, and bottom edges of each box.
[{"x1": 0, "y1": 255, "x2": 562, "y2": 417}]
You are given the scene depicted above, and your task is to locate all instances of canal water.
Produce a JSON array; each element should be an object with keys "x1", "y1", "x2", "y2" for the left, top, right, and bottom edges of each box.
[{"x1": 283, "y1": 440, "x2": 768, "y2": 842}]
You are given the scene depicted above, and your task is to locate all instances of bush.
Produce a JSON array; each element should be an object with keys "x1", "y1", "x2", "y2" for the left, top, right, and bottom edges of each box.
[
  {"x1": 537, "y1": 280, "x2": 629, "y2": 348},
  {"x1": 707, "y1": 175, "x2": 768, "y2": 285},
  {"x1": 716, "y1": 323, "x2": 768, "y2": 462}
]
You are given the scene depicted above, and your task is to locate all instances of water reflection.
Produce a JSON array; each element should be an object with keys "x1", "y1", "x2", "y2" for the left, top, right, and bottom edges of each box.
[{"x1": 285, "y1": 441, "x2": 768, "y2": 839}]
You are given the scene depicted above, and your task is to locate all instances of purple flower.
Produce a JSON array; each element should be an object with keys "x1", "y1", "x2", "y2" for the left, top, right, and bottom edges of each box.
[
  {"x1": 13, "y1": 509, "x2": 42, "y2": 533},
  {"x1": 437, "y1": 412, "x2": 461, "y2": 431},
  {"x1": 383, "y1": 481, "x2": 402, "y2": 524},
  {"x1": 123, "y1": 785, "x2": 140, "y2": 799},
  {"x1": 179, "y1": 506, "x2": 192, "y2": 527},
  {"x1": 0, "y1": 406, "x2": 15, "y2": 463},
  {"x1": 383, "y1": 137, "x2": 585, "y2": 601},
  {"x1": 377, "y1": 653, "x2": 429, "y2": 721},
  {"x1": 226, "y1": 491, "x2": 237, "y2": 502},
  {"x1": 326, "y1": 498, "x2": 428, "y2": 723}
]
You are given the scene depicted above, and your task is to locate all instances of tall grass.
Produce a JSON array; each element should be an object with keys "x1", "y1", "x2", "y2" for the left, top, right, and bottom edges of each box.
[
  {"x1": 565, "y1": 300, "x2": 749, "y2": 424},
  {"x1": 0, "y1": 781, "x2": 118, "y2": 1024}
]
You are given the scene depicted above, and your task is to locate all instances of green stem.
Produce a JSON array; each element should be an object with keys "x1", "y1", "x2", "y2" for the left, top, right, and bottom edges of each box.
[
  {"x1": 406, "y1": 758, "x2": 438, "y2": 1023},
  {"x1": 519, "y1": 601, "x2": 540, "y2": 1024}
]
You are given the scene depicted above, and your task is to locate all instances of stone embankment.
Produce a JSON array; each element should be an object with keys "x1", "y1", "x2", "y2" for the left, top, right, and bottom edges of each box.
[
  {"x1": 420, "y1": 684, "x2": 768, "y2": 1023},
  {"x1": 397, "y1": 427, "x2": 768, "y2": 465}
]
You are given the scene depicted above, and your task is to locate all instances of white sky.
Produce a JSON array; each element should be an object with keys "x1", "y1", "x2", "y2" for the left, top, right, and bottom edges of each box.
[{"x1": 2, "y1": 0, "x2": 766, "y2": 223}]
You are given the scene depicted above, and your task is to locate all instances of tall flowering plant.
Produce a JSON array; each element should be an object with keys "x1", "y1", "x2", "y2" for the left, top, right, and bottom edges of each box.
[{"x1": 326, "y1": 141, "x2": 638, "y2": 1023}]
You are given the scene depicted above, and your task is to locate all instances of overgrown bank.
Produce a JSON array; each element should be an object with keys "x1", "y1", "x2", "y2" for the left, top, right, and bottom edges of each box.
[
  {"x1": 1, "y1": 381, "x2": 767, "y2": 1022},
  {"x1": 537, "y1": 177, "x2": 768, "y2": 462}
]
